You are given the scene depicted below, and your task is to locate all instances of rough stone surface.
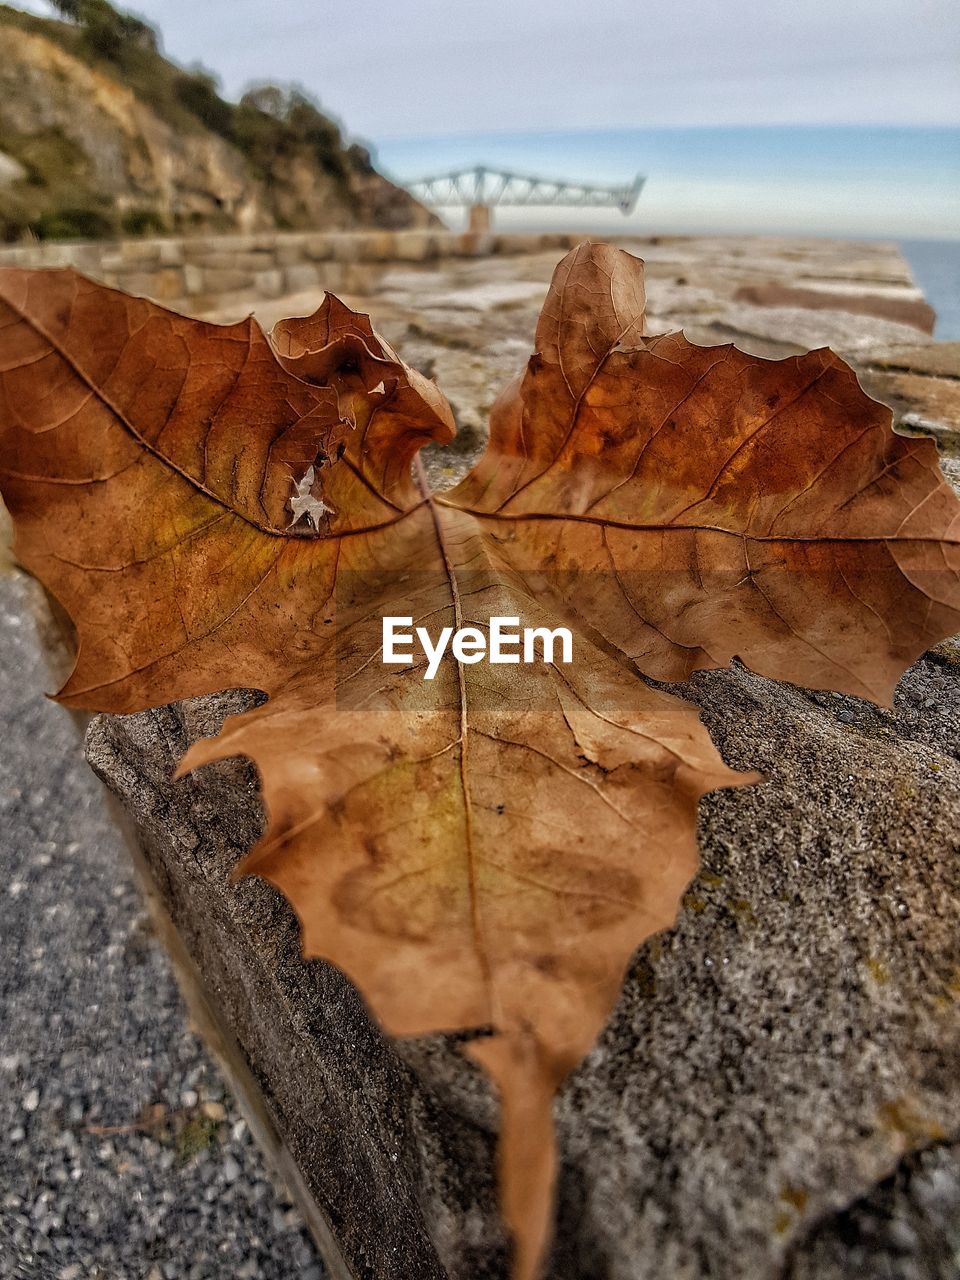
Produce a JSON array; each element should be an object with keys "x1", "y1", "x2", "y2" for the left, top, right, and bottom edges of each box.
[
  {"x1": 82, "y1": 552, "x2": 960, "y2": 1278},
  {"x1": 244, "y1": 237, "x2": 928, "y2": 498},
  {"x1": 82, "y1": 631, "x2": 960, "y2": 1278},
  {"x1": 306, "y1": 240, "x2": 958, "y2": 492},
  {"x1": 733, "y1": 281, "x2": 936, "y2": 333},
  {"x1": 0, "y1": 14, "x2": 433, "y2": 242},
  {"x1": 788, "y1": 1141, "x2": 960, "y2": 1280}
]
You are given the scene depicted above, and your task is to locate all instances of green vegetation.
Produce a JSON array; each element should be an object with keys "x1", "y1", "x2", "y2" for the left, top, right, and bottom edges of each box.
[
  {"x1": 50, "y1": 0, "x2": 157, "y2": 62},
  {"x1": 33, "y1": 205, "x2": 115, "y2": 239},
  {"x1": 0, "y1": 122, "x2": 115, "y2": 242},
  {"x1": 6, "y1": 0, "x2": 222, "y2": 136},
  {"x1": 174, "y1": 1112, "x2": 223, "y2": 1164},
  {"x1": 231, "y1": 85, "x2": 351, "y2": 185},
  {"x1": 0, "y1": 0, "x2": 363, "y2": 241},
  {"x1": 27, "y1": 0, "x2": 354, "y2": 166},
  {"x1": 120, "y1": 206, "x2": 169, "y2": 236},
  {"x1": 172, "y1": 68, "x2": 234, "y2": 137}
]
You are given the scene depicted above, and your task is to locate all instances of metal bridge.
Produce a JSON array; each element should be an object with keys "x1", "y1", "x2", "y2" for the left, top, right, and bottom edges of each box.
[{"x1": 405, "y1": 165, "x2": 645, "y2": 229}]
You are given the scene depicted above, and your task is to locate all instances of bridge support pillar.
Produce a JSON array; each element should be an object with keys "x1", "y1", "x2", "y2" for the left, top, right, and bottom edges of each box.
[{"x1": 467, "y1": 203, "x2": 492, "y2": 234}]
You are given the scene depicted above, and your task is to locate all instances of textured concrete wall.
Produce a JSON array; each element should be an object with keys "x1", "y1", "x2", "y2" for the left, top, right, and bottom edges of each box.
[{"x1": 0, "y1": 229, "x2": 586, "y2": 313}]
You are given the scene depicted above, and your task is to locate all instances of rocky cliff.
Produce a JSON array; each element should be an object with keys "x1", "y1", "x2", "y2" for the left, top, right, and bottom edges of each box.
[{"x1": 0, "y1": 2, "x2": 434, "y2": 241}]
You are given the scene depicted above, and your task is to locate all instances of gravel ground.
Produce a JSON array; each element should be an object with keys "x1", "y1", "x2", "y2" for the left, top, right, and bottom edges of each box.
[{"x1": 0, "y1": 568, "x2": 325, "y2": 1279}]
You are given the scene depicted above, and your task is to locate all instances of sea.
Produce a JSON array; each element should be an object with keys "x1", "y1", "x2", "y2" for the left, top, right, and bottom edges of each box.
[{"x1": 373, "y1": 126, "x2": 960, "y2": 338}]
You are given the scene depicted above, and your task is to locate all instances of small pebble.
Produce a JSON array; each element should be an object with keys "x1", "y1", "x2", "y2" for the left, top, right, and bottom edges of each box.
[{"x1": 0, "y1": 574, "x2": 322, "y2": 1278}]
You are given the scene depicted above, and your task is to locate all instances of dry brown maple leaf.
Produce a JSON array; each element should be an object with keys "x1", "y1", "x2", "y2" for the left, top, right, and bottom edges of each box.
[{"x1": 2, "y1": 242, "x2": 959, "y2": 1279}]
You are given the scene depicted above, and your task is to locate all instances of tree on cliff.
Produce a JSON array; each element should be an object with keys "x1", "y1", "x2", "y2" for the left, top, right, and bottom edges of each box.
[{"x1": 0, "y1": 0, "x2": 434, "y2": 240}]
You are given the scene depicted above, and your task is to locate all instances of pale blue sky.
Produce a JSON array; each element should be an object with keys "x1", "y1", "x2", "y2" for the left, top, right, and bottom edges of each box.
[
  {"x1": 374, "y1": 125, "x2": 959, "y2": 239},
  {"x1": 14, "y1": 0, "x2": 960, "y2": 137},
  {"x1": 12, "y1": 1, "x2": 959, "y2": 239}
]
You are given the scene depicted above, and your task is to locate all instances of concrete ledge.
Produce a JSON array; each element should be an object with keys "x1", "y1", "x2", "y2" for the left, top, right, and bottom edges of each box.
[
  {"x1": 83, "y1": 650, "x2": 960, "y2": 1279},
  {"x1": 0, "y1": 229, "x2": 591, "y2": 314}
]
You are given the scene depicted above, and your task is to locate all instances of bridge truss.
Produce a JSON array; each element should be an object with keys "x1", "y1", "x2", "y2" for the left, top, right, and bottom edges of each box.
[{"x1": 405, "y1": 165, "x2": 645, "y2": 218}]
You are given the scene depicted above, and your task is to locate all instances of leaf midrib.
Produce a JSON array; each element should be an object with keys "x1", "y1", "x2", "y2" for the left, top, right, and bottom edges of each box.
[{"x1": 414, "y1": 455, "x2": 502, "y2": 1027}]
